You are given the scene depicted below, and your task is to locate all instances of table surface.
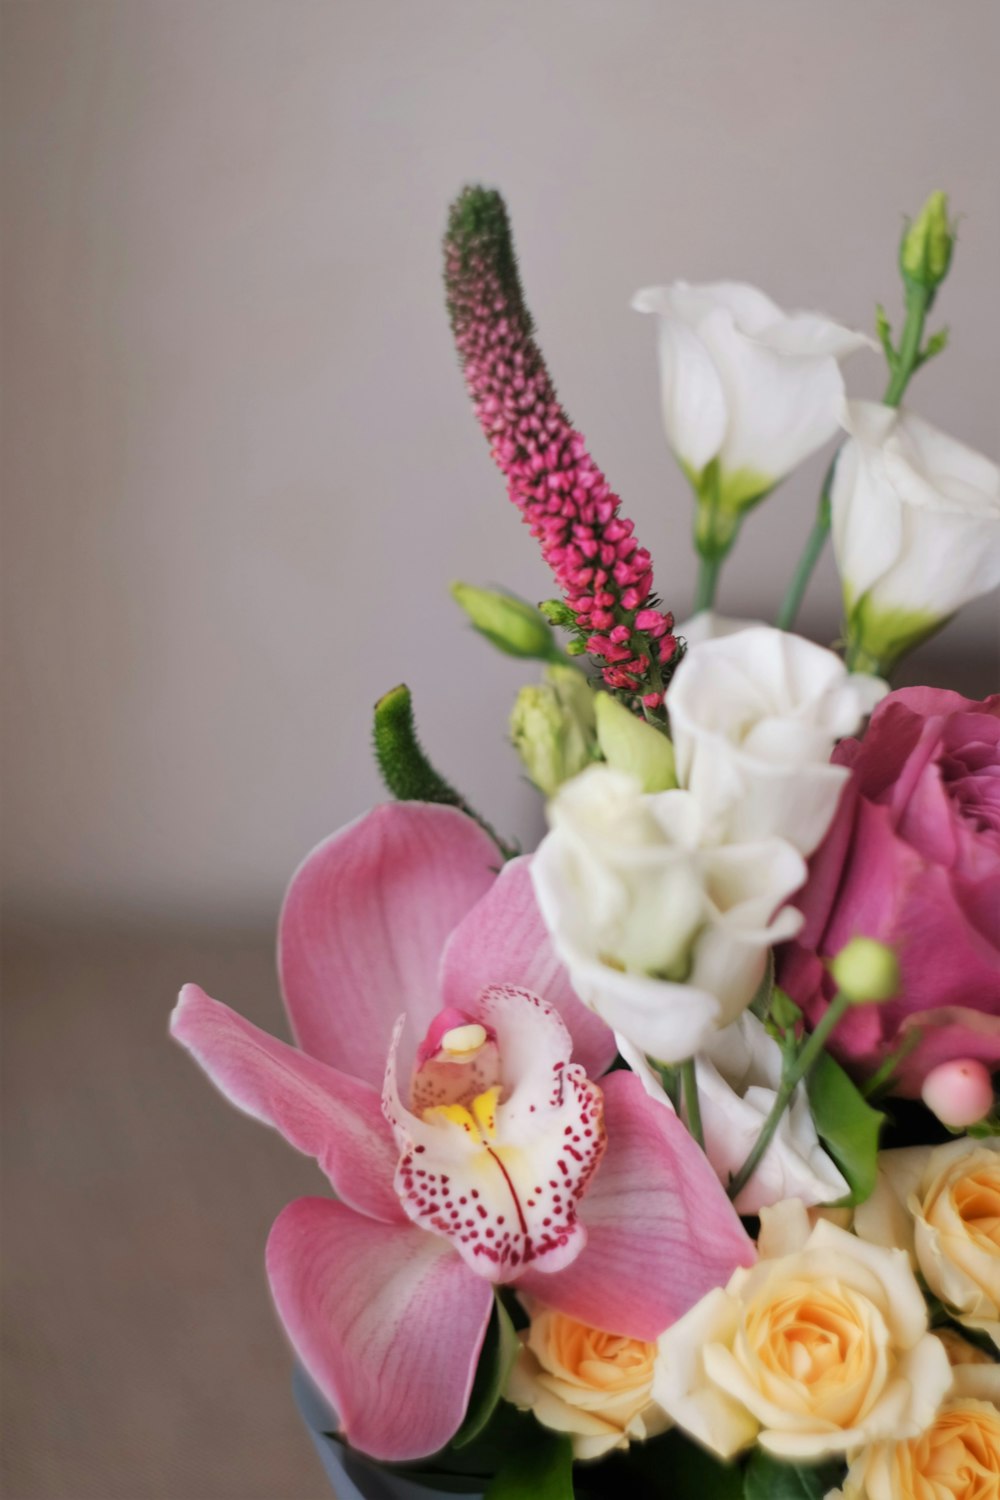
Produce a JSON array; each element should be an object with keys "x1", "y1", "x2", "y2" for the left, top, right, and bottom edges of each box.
[{"x1": 2, "y1": 923, "x2": 333, "y2": 1500}]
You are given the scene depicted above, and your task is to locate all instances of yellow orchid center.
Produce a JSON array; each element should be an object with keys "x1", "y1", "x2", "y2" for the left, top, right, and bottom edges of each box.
[{"x1": 423, "y1": 1085, "x2": 502, "y2": 1142}]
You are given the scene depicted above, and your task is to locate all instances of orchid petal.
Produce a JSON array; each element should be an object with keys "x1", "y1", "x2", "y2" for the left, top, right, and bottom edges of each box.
[
  {"x1": 521, "y1": 1071, "x2": 755, "y2": 1340},
  {"x1": 440, "y1": 856, "x2": 617, "y2": 1078},
  {"x1": 170, "y1": 984, "x2": 403, "y2": 1224},
  {"x1": 279, "y1": 803, "x2": 498, "y2": 1086},
  {"x1": 267, "y1": 1198, "x2": 493, "y2": 1461}
]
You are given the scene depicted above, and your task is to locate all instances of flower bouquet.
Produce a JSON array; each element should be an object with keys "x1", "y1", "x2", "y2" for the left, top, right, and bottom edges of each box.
[{"x1": 171, "y1": 188, "x2": 999, "y2": 1499}]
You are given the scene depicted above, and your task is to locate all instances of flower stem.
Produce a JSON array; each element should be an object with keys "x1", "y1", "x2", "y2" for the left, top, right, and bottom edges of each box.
[
  {"x1": 693, "y1": 554, "x2": 722, "y2": 614},
  {"x1": 775, "y1": 283, "x2": 933, "y2": 632},
  {"x1": 680, "y1": 1057, "x2": 705, "y2": 1151},
  {"x1": 727, "y1": 990, "x2": 851, "y2": 1201}
]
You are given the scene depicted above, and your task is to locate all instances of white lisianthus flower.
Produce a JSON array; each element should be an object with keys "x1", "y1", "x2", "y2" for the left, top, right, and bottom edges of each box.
[
  {"x1": 666, "y1": 624, "x2": 886, "y2": 856},
  {"x1": 831, "y1": 401, "x2": 1000, "y2": 673},
  {"x1": 531, "y1": 767, "x2": 805, "y2": 1064},
  {"x1": 632, "y1": 281, "x2": 874, "y2": 535},
  {"x1": 617, "y1": 1016, "x2": 849, "y2": 1214},
  {"x1": 653, "y1": 1200, "x2": 954, "y2": 1462}
]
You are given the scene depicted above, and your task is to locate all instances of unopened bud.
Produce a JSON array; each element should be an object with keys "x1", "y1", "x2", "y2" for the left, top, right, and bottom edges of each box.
[
  {"x1": 830, "y1": 937, "x2": 900, "y2": 1004},
  {"x1": 510, "y1": 665, "x2": 596, "y2": 796},
  {"x1": 451, "y1": 582, "x2": 558, "y2": 660},
  {"x1": 900, "y1": 191, "x2": 955, "y2": 291},
  {"x1": 594, "y1": 692, "x2": 677, "y2": 793},
  {"x1": 921, "y1": 1058, "x2": 994, "y2": 1129}
]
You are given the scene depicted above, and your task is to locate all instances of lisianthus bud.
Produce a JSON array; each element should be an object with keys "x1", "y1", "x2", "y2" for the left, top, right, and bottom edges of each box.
[
  {"x1": 900, "y1": 191, "x2": 955, "y2": 292},
  {"x1": 921, "y1": 1058, "x2": 995, "y2": 1129},
  {"x1": 451, "y1": 582, "x2": 559, "y2": 660},
  {"x1": 830, "y1": 938, "x2": 900, "y2": 1004},
  {"x1": 510, "y1": 665, "x2": 596, "y2": 795},
  {"x1": 594, "y1": 693, "x2": 677, "y2": 793}
]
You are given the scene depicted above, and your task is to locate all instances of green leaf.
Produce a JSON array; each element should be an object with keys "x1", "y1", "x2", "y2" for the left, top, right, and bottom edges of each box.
[
  {"x1": 485, "y1": 1429, "x2": 574, "y2": 1500},
  {"x1": 452, "y1": 1295, "x2": 521, "y2": 1449},
  {"x1": 596, "y1": 1429, "x2": 742, "y2": 1499},
  {"x1": 743, "y1": 1450, "x2": 846, "y2": 1500},
  {"x1": 770, "y1": 985, "x2": 802, "y2": 1034},
  {"x1": 807, "y1": 1052, "x2": 884, "y2": 1206}
]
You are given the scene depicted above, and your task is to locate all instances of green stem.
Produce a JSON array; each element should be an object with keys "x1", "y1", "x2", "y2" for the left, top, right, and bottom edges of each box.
[
  {"x1": 775, "y1": 485, "x2": 833, "y2": 630},
  {"x1": 775, "y1": 282, "x2": 933, "y2": 632},
  {"x1": 727, "y1": 990, "x2": 852, "y2": 1201},
  {"x1": 693, "y1": 554, "x2": 722, "y2": 613},
  {"x1": 680, "y1": 1058, "x2": 705, "y2": 1151}
]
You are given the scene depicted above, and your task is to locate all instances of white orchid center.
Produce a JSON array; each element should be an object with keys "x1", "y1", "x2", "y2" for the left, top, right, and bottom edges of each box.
[{"x1": 382, "y1": 987, "x2": 606, "y2": 1284}]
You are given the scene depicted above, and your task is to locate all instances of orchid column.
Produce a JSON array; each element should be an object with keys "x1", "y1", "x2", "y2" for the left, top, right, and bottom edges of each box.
[{"x1": 444, "y1": 187, "x2": 678, "y2": 715}]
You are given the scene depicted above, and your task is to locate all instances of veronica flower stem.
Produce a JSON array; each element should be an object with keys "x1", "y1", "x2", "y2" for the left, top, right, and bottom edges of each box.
[
  {"x1": 680, "y1": 1057, "x2": 705, "y2": 1151},
  {"x1": 775, "y1": 283, "x2": 933, "y2": 632},
  {"x1": 727, "y1": 989, "x2": 852, "y2": 1201}
]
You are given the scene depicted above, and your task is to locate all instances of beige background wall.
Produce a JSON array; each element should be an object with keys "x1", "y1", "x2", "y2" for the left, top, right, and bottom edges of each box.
[{"x1": 3, "y1": 0, "x2": 999, "y2": 925}]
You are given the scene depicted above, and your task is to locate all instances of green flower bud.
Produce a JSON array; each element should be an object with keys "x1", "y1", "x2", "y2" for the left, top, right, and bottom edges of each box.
[
  {"x1": 451, "y1": 583, "x2": 558, "y2": 661},
  {"x1": 509, "y1": 665, "x2": 596, "y2": 796},
  {"x1": 900, "y1": 191, "x2": 955, "y2": 291},
  {"x1": 594, "y1": 692, "x2": 677, "y2": 792},
  {"x1": 830, "y1": 937, "x2": 900, "y2": 1005}
]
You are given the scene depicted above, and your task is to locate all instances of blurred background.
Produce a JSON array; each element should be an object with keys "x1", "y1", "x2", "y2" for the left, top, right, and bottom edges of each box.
[{"x1": 2, "y1": 2, "x2": 998, "y2": 1496}]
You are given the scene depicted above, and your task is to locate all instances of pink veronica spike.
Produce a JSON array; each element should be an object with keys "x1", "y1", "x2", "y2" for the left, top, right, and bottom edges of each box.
[{"x1": 444, "y1": 186, "x2": 678, "y2": 713}]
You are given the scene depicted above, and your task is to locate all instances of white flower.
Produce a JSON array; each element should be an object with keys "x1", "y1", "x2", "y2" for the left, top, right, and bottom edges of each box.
[
  {"x1": 632, "y1": 281, "x2": 873, "y2": 513},
  {"x1": 618, "y1": 1015, "x2": 849, "y2": 1213},
  {"x1": 666, "y1": 624, "x2": 886, "y2": 856},
  {"x1": 831, "y1": 401, "x2": 1000, "y2": 672},
  {"x1": 531, "y1": 767, "x2": 805, "y2": 1063}
]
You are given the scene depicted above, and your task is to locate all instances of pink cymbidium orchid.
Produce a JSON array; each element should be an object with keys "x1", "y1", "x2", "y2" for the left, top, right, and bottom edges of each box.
[{"x1": 171, "y1": 802, "x2": 753, "y2": 1461}]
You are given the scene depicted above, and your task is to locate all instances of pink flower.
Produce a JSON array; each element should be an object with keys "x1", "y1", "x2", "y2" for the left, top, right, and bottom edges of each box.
[
  {"x1": 779, "y1": 687, "x2": 1000, "y2": 1096},
  {"x1": 444, "y1": 187, "x2": 677, "y2": 706},
  {"x1": 171, "y1": 803, "x2": 753, "y2": 1461}
]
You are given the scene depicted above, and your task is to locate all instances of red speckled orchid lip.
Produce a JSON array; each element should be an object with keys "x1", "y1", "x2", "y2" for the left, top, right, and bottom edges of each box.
[{"x1": 383, "y1": 987, "x2": 606, "y2": 1284}]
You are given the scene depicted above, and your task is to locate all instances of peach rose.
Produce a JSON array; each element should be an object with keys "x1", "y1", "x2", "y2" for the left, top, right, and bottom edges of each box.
[
  {"x1": 505, "y1": 1299, "x2": 669, "y2": 1460},
  {"x1": 854, "y1": 1138, "x2": 1000, "y2": 1348},
  {"x1": 836, "y1": 1365, "x2": 1000, "y2": 1499},
  {"x1": 653, "y1": 1200, "x2": 953, "y2": 1461}
]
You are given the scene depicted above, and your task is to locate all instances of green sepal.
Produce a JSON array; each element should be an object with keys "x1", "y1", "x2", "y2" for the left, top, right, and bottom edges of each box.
[
  {"x1": 452, "y1": 1294, "x2": 521, "y2": 1450},
  {"x1": 373, "y1": 684, "x2": 516, "y2": 858},
  {"x1": 807, "y1": 1052, "x2": 885, "y2": 1206},
  {"x1": 743, "y1": 1450, "x2": 846, "y2": 1500},
  {"x1": 484, "y1": 1427, "x2": 574, "y2": 1500}
]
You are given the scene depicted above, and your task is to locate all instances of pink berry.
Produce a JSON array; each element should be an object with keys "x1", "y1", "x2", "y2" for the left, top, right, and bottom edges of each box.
[{"x1": 921, "y1": 1059, "x2": 994, "y2": 1128}]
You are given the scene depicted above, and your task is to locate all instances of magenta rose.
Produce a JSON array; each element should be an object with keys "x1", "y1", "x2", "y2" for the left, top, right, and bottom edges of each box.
[{"x1": 779, "y1": 686, "x2": 1000, "y2": 1097}]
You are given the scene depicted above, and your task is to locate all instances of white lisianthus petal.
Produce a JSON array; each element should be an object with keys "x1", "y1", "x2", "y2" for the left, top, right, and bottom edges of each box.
[
  {"x1": 633, "y1": 281, "x2": 873, "y2": 491},
  {"x1": 832, "y1": 401, "x2": 1000, "y2": 651},
  {"x1": 666, "y1": 625, "x2": 886, "y2": 855},
  {"x1": 532, "y1": 768, "x2": 805, "y2": 1062}
]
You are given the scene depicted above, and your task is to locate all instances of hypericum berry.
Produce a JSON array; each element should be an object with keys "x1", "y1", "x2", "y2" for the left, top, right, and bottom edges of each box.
[{"x1": 444, "y1": 186, "x2": 679, "y2": 711}]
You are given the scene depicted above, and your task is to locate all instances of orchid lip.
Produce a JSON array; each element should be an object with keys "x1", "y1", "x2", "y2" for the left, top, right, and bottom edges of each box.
[{"x1": 382, "y1": 989, "x2": 607, "y2": 1284}]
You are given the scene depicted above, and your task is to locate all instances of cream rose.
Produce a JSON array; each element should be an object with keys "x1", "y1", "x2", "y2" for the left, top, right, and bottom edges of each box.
[
  {"x1": 652, "y1": 1200, "x2": 953, "y2": 1461},
  {"x1": 506, "y1": 1299, "x2": 669, "y2": 1460},
  {"x1": 854, "y1": 1137, "x2": 1000, "y2": 1347},
  {"x1": 836, "y1": 1364, "x2": 1000, "y2": 1500}
]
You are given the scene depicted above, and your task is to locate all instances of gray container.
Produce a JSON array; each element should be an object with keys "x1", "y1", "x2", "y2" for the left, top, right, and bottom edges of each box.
[{"x1": 294, "y1": 1366, "x2": 486, "y2": 1500}]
